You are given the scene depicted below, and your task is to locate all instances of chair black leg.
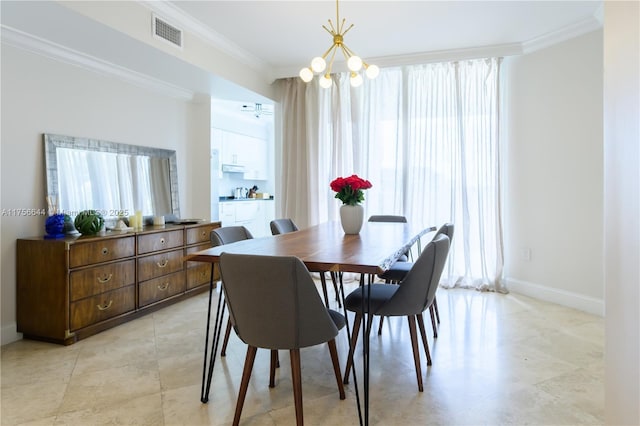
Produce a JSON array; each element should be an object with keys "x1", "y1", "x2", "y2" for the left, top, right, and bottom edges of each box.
[
  {"x1": 407, "y1": 315, "x2": 424, "y2": 392},
  {"x1": 233, "y1": 345, "x2": 257, "y2": 426},
  {"x1": 290, "y1": 349, "x2": 304, "y2": 426},
  {"x1": 329, "y1": 272, "x2": 341, "y2": 307},
  {"x1": 343, "y1": 312, "x2": 362, "y2": 384},
  {"x1": 327, "y1": 339, "x2": 346, "y2": 399},
  {"x1": 221, "y1": 318, "x2": 233, "y2": 356},
  {"x1": 429, "y1": 304, "x2": 438, "y2": 338},
  {"x1": 433, "y1": 297, "x2": 441, "y2": 323},
  {"x1": 319, "y1": 273, "x2": 331, "y2": 307},
  {"x1": 416, "y1": 313, "x2": 432, "y2": 366},
  {"x1": 377, "y1": 316, "x2": 385, "y2": 335},
  {"x1": 269, "y1": 350, "x2": 278, "y2": 388}
]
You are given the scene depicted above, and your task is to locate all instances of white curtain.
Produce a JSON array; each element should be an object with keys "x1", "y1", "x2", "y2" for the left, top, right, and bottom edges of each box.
[{"x1": 276, "y1": 58, "x2": 505, "y2": 291}]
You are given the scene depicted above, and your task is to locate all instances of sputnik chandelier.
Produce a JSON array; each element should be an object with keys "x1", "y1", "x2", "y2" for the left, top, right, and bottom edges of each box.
[{"x1": 299, "y1": 0, "x2": 379, "y2": 88}]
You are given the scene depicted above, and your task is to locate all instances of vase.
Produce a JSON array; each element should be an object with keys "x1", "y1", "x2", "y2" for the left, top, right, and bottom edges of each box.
[{"x1": 339, "y1": 204, "x2": 364, "y2": 234}]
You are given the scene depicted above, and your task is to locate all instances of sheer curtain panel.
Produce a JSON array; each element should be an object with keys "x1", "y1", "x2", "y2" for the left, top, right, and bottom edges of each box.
[{"x1": 277, "y1": 58, "x2": 505, "y2": 292}]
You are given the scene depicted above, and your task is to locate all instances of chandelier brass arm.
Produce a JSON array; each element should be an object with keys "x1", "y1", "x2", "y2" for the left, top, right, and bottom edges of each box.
[{"x1": 299, "y1": 0, "x2": 379, "y2": 88}]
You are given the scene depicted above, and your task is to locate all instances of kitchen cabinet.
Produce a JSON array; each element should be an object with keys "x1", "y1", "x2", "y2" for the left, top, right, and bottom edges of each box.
[
  {"x1": 241, "y1": 136, "x2": 268, "y2": 180},
  {"x1": 214, "y1": 128, "x2": 269, "y2": 180},
  {"x1": 218, "y1": 200, "x2": 274, "y2": 237}
]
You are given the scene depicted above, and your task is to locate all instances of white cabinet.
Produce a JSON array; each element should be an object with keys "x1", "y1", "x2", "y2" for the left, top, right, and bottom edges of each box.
[
  {"x1": 219, "y1": 202, "x2": 235, "y2": 226},
  {"x1": 215, "y1": 129, "x2": 269, "y2": 180},
  {"x1": 242, "y1": 137, "x2": 268, "y2": 180},
  {"x1": 218, "y1": 200, "x2": 274, "y2": 237}
]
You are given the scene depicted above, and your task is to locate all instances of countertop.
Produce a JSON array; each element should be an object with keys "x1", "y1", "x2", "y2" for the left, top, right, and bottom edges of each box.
[{"x1": 219, "y1": 196, "x2": 274, "y2": 202}]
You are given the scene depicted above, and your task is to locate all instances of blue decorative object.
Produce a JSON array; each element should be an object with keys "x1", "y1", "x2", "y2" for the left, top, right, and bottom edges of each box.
[{"x1": 45, "y1": 214, "x2": 66, "y2": 239}]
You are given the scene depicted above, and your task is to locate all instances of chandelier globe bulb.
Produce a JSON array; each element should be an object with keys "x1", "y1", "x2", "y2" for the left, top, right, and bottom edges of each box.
[
  {"x1": 311, "y1": 57, "x2": 327, "y2": 73},
  {"x1": 347, "y1": 55, "x2": 363, "y2": 72},
  {"x1": 319, "y1": 74, "x2": 333, "y2": 88},
  {"x1": 299, "y1": 67, "x2": 314, "y2": 82},
  {"x1": 350, "y1": 72, "x2": 363, "y2": 87},
  {"x1": 365, "y1": 64, "x2": 380, "y2": 79}
]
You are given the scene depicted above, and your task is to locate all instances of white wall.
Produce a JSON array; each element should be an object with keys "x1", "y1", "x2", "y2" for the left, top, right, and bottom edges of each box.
[
  {"x1": 603, "y1": 2, "x2": 640, "y2": 423},
  {"x1": 186, "y1": 99, "x2": 213, "y2": 220},
  {"x1": 503, "y1": 30, "x2": 604, "y2": 315},
  {"x1": 0, "y1": 45, "x2": 206, "y2": 344}
]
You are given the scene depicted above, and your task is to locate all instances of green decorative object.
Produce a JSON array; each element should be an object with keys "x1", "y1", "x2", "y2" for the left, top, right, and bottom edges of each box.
[{"x1": 74, "y1": 210, "x2": 104, "y2": 235}]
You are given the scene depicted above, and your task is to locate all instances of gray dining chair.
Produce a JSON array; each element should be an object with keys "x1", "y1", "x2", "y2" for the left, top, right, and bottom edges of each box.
[
  {"x1": 377, "y1": 223, "x2": 454, "y2": 337},
  {"x1": 270, "y1": 218, "x2": 341, "y2": 308},
  {"x1": 210, "y1": 226, "x2": 254, "y2": 357},
  {"x1": 343, "y1": 233, "x2": 450, "y2": 392},
  {"x1": 270, "y1": 218, "x2": 299, "y2": 234},
  {"x1": 368, "y1": 215, "x2": 411, "y2": 261},
  {"x1": 219, "y1": 253, "x2": 346, "y2": 426}
]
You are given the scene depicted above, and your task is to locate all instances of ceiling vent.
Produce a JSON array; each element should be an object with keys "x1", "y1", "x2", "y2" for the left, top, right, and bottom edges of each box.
[{"x1": 152, "y1": 15, "x2": 183, "y2": 49}]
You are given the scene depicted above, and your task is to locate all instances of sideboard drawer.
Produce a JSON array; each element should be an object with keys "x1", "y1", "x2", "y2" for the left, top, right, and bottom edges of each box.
[
  {"x1": 187, "y1": 263, "x2": 212, "y2": 290},
  {"x1": 185, "y1": 243, "x2": 212, "y2": 268},
  {"x1": 70, "y1": 259, "x2": 135, "y2": 301},
  {"x1": 137, "y1": 230, "x2": 183, "y2": 254},
  {"x1": 139, "y1": 270, "x2": 186, "y2": 307},
  {"x1": 137, "y1": 249, "x2": 184, "y2": 281},
  {"x1": 186, "y1": 224, "x2": 217, "y2": 245},
  {"x1": 70, "y1": 285, "x2": 135, "y2": 330},
  {"x1": 69, "y1": 237, "x2": 135, "y2": 268}
]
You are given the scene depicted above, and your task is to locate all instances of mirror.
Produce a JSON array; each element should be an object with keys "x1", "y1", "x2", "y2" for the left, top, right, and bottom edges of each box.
[{"x1": 44, "y1": 133, "x2": 180, "y2": 219}]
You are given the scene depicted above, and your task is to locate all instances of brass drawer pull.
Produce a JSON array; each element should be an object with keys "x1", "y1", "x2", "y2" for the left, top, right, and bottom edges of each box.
[
  {"x1": 97, "y1": 300, "x2": 113, "y2": 311},
  {"x1": 201, "y1": 230, "x2": 206, "y2": 237},
  {"x1": 101, "y1": 247, "x2": 109, "y2": 255},
  {"x1": 157, "y1": 282, "x2": 169, "y2": 291},
  {"x1": 157, "y1": 259, "x2": 168, "y2": 268},
  {"x1": 97, "y1": 273, "x2": 113, "y2": 283},
  {"x1": 160, "y1": 238, "x2": 166, "y2": 244}
]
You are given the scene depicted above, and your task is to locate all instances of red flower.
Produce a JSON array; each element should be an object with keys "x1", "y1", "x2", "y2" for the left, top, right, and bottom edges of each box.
[{"x1": 330, "y1": 175, "x2": 372, "y2": 205}]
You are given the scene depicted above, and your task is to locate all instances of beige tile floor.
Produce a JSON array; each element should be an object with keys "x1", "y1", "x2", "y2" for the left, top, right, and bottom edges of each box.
[{"x1": 1, "y1": 280, "x2": 604, "y2": 425}]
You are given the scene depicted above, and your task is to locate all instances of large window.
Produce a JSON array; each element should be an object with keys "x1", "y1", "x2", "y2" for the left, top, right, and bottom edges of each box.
[{"x1": 279, "y1": 58, "x2": 505, "y2": 290}]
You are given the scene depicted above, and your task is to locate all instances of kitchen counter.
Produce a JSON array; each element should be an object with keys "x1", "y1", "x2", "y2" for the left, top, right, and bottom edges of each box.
[{"x1": 219, "y1": 196, "x2": 274, "y2": 202}]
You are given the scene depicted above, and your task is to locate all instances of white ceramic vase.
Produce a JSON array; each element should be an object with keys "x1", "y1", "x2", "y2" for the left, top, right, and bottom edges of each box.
[{"x1": 339, "y1": 204, "x2": 364, "y2": 234}]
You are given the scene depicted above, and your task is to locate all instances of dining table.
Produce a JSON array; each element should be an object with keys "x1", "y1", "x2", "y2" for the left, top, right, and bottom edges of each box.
[{"x1": 186, "y1": 220, "x2": 435, "y2": 425}]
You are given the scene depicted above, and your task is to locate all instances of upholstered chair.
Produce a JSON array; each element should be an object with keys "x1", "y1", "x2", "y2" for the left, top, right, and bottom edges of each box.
[
  {"x1": 343, "y1": 234, "x2": 450, "y2": 391},
  {"x1": 219, "y1": 253, "x2": 346, "y2": 425},
  {"x1": 377, "y1": 223, "x2": 454, "y2": 337},
  {"x1": 210, "y1": 226, "x2": 254, "y2": 356}
]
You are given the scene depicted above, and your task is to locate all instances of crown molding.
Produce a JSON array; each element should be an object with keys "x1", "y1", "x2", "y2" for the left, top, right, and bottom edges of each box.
[
  {"x1": 522, "y1": 15, "x2": 603, "y2": 54},
  {"x1": 1, "y1": 25, "x2": 194, "y2": 101},
  {"x1": 273, "y1": 42, "x2": 523, "y2": 80},
  {"x1": 138, "y1": 0, "x2": 271, "y2": 77}
]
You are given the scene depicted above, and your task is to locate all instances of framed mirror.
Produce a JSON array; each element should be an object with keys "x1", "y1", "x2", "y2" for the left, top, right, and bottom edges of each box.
[{"x1": 44, "y1": 133, "x2": 180, "y2": 219}]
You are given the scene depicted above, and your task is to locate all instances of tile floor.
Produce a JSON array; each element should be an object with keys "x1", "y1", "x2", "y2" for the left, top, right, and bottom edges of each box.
[{"x1": 1, "y1": 279, "x2": 604, "y2": 425}]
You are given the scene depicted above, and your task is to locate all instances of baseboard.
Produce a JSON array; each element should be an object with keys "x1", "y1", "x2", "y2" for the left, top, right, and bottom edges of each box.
[
  {"x1": 1, "y1": 323, "x2": 22, "y2": 346},
  {"x1": 505, "y1": 278, "x2": 604, "y2": 317}
]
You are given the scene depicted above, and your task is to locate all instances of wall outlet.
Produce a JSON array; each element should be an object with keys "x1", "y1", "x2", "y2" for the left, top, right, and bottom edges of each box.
[{"x1": 520, "y1": 247, "x2": 531, "y2": 261}]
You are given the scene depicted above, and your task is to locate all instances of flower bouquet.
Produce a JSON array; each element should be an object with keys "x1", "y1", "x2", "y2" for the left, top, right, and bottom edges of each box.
[
  {"x1": 330, "y1": 175, "x2": 372, "y2": 234},
  {"x1": 330, "y1": 175, "x2": 372, "y2": 206}
]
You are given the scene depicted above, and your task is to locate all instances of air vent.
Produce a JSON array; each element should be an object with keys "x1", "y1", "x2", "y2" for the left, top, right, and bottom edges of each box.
[{"x1": 153, "y1": 15, "x2": 183, "y2": 49}]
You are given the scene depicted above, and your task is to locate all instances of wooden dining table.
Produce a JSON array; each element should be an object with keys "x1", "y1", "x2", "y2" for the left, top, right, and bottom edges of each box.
[{"x1": 186, "y1": 220, "x2": 435, "y2": 425}]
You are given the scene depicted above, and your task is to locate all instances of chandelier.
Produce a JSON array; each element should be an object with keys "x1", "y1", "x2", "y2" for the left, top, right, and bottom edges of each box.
[{"x1": 299, "y1": 0, "x2": 379, "y2": 88}]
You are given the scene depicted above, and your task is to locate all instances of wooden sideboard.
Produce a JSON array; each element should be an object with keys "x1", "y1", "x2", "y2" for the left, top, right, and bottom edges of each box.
[{"x1": 17, "y1": 221, "x2": 220, "y2": 345}]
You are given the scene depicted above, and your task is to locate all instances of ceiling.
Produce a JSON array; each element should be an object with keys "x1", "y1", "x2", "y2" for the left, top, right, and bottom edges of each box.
[
  {"x1": 1, "y1": 1, "x2": 603, "y2": 104},
  {"x1": 164, "y1": 0, "x2": 603, "y2": 78}
]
